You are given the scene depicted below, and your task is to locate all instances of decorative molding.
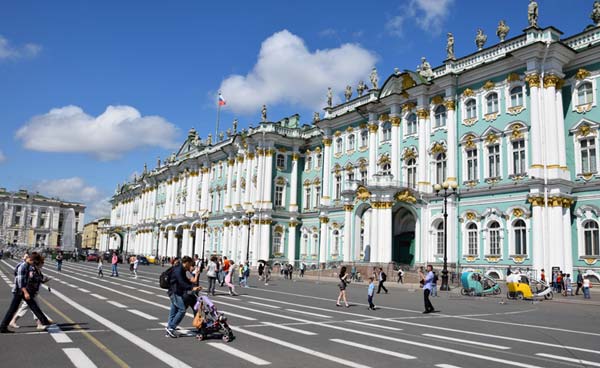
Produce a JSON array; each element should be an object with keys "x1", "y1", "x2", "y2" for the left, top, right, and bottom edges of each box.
[
  {"x1": 462, "y1": 117, "x2": 477, "y2": 126},
  {"x1": 334, "y1": 130, "x2": 342, "y2": 137},
  {"x1": 485, "y1": 133, "x2": 498, "y2": 145},
  {"x1": 431, "y1": 142, "x2": 446, "y2": 154},
  {"x1": 510, "y1": 124, "x2": 524, "y2": 140},
  {"x1": 512, "y1": 208, "x2": 524, "y2": 218},
  {"x1": 323, "y1": 138, "x2": 332, "y2": 146},
  {"x1": 416, "y1": 109, "x2": 429, "y2": 119},
  {"x1": 372, "y1": 201, "x2": 393, "y2": 209},
  {"x1": 402, "y1": 102, "x2": 416, "y2": 112},
  {"x1": 431, "y1": 95, "x2": 444, "y2": 105},
  {"x1": 319, "y1": 217, "x2": 329, "y2": 224},
  {"x1": 378, "y1": 113, "x2": 389, "y2": 122},
  {"x1": 464, "y1": 135, "x2": 477, "y2": 149},
  {"x1": 344, "y1": 204, "x2": 354, "y2": 212},
  {"x1": 543, "y1": 75, "x2": 562, "y2": 89},
  {"x1": 356, "y1": 186, "x2": 371, "y2": 201},
  {"x1": 507, "y1": 73, "x2": 520, "y2": 82},
  {"x1": 507, "y1": 105, "x2": 526, "y2": 115},
  {"x1": 368, "y1": 124, "x2": 379, "y2": 133},
  {"x1": 576, "y1": 103, "x2": 593, "y2": 114},
  {"x1": 525, "y1": 74, "x2": 540, "y2": 88},
  {"x1": 465, "y1": 212, "x2": 477, "y2": 221},
  {"x1": 484, "y1": 112, "x2": 498, "y2": 122},
  {"x1": 485, "y1": 256, "x2": 501, "y2": 263},
  {"x1": 462, "y1": 88, "x2": 475, "y2": 97},
  {"x1": 575, "y1": 68, "x2": 591, "y2": 80},
  {"x1": 443, "y1": 100, "x2": 456, "y2": 111},
  {"x1": 395, "y1": 190, "x2": 417, "y2": 204},
  {"x1": 483, "y1": 80, "x2": 495, "y2": 90},
  {"x1": 390, "y1": 116, "x2": 401, "y2": 126}
]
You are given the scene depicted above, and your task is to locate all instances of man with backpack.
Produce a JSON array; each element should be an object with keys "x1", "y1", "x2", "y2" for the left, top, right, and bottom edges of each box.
[
  {"x1": 377, "y1": 267, "x2": 388, "y2": 294},
  {"x1": 163, "y1": 256, "x2": 200, "y2": 338}
]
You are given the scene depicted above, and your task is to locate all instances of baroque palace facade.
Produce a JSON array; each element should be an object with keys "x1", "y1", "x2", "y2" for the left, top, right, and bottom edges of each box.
[{"x1": 104, "y1": 5, "x2": 600, "y2": 279}]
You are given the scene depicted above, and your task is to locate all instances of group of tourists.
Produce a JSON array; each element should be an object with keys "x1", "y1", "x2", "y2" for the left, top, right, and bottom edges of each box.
[{"x1": 551, "y1": 270, "x2": 592, "y2": 299}]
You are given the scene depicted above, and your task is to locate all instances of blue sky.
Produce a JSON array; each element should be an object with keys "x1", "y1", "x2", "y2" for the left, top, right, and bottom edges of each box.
[{"x1": 0, "y1": 0, "x2": 595, "y2": 219}]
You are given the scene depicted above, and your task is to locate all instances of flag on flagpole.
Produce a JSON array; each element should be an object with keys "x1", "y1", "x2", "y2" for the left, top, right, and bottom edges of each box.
[{"x1": 218, "y1": 92, "x2": 226, "y2": 106}]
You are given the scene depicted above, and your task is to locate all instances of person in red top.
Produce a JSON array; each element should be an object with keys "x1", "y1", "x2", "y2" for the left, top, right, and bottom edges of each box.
[
  {"x1": 111, "y1": 252, "x2": 119, "y2": 277},
  {"x1": 540, "y1": 269, "x2": 546, "y2": 283},
  {"x1": 221, "y1": 257, "x2": 230, "y2": 287}
]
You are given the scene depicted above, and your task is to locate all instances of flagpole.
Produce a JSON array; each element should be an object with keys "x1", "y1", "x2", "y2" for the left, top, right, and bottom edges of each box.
[{"x1": 216, "y1": 103, "x2": 221, "y2": 138}]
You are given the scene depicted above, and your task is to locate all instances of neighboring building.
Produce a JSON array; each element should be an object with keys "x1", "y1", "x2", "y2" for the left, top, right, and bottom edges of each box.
[
  {"x1": 106, "y1": 4, "x2": 600, "y2": 279},
  {"x1": 0, "y1": 188, "x2": 85, "y2": 249},
  {"x1": 82, "y1": 219, "x2": 100, "y2": 250}
]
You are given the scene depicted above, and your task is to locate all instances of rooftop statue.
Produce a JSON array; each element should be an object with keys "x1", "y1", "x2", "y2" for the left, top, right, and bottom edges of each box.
[
  {"x1": 370, "y1": 67, "x2": 379, "y2": 89},
  {"x1": 226, "y1": 128, "x2": 232, "y2": 137},
  {"x1": 592, "y1": 0, "x2": 600, "y2": 26},
  {"x1": 207, "y1": 134, "x2": 212, "y2": 145},
  {"x1": 313, "y1": 112, "x2": 320, "y2": 123},
  {"x1": 219, "y1": 132, "x2": 224, "y2": 141},
  {"x1": 418, "y1": 57, "x2": 434, "y2": 80},
  {"x1": 261, "y1": 104, "x2": 267, "y2": 122},
  {"x1": 475, "y1": 28, "x2": 487, "y2": 50},
  {"x1": 156, "y1": 156, "x2": 161, "y2": 168},
  {"x1": 446, "y1": 32, "x2": 455, "y2": 60},
  {"x1": 496, "y1": 20, "x2": 510, "y2": 42},
  {"x1": 233, "y1": 119, "x2": 238, "y2": 133},
  {"x1": 356, "y1": 81, "x2": 367, "y2": 97},
  {"x1": 344, "y1": 85, "x2": 352, "y2": 102},
  {"x1": 528, "y1": 0, "x2": 538, "y2": 28},
  {"x1": 327, "y1": 87, "x2": 333, "y2": 107}
]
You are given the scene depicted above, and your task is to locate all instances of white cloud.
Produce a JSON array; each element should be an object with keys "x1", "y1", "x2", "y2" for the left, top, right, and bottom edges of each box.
[
  {"x1": 219, "y1": 30, "x2": 377, "y2": 114},
  {"x1": 386, "y1": 0, "x2": 453, "y2": 37},
  {"x1": 0, "y1": 35, "x2": 41, "y2": 60},
  {"x1": 16, "y1": 105, "x2": 179, "y2": 161},
  {"x1": 0, "y1": 150, "x2": 5, "y2": 163},
  {"x1": 32, "y1": 177, "x2": 111, "y2": 220}
]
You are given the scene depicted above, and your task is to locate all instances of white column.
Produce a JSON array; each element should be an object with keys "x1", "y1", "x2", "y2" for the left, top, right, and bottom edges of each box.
[
  {"x1": 547, "y1": 204, "x2": 564, "y2": 273},
  {"x1": 526, "y1": 74, "x2": 543, "y2": 177},
  {"x1": 222, "y1": 222, "x2": 230, "y2": 256},
  {"x1": 417, "y1": 107, "x2": 430, "y2": 192},
  {"x1": 263, "y1": 149, "x2": 274, "y2": 210},
  {"x1": 235, "y1": 156, "x2": 244, "y2": 209},
  {"x1": 319, "y1": 218, "x2": 329, "y2": 264},
  {"x1": 241, "y1": 218, "x2": 250, "y2": 262},
  {"x1": 182, "y1": 227, "x2": 191, "y2": 257},
  {"x1": 378, "y1": 203, "x2": 392, "y2": 263},
  {"x1": 368, "y1": 113, "x2": 378, "y2": 177},
  {"x1": 562, "y1": 204, "x2": 574, "y2": 276},
  {"x1": 225, "y1": 157, "x2": 234, "y2": 212},
  {"x1": 391, "y1": 112, "x2": 400, "y2": 181},
  {"x1": 530, "y1": 201, "x2": 544, "y2": 274},
  {"x1": 543, "y1": 78, "x2": 559, "y2": 174},
  {"x1": 194, "y1": 226, "x2": 202, "y2": 257},
  {"x1": 369, "y1": 210, "x2": 379, "y2": 263},
  {"x1": 167, "y1": 229, "x2": 175, "y2": 258},
  {"x1": 445, "y1": 99, "x2": 457, "y2": 181},
  {"x1": 159, "y1": 230, "x2": 166, "y2": 257},
  {"x1": 200, "y1": 168, "x2": 210, "y2": 212},
  {"x1": 288, "y1": 221, "x2": 298, "y2": 264},
  {"x1": 244, "y1": 152, "x2": 255, "y2": 207},
  {"x1": 255, "y1": 150, "x2": 265, "y2": 207},
  {"x1": 257, "y1": 221, "x2": 271, "y2": 265},
  {"x1": 343, "y1": 206, "x2": 353, "y2": 262},
  {"x1": 290, "y1": 152, "x2": 300, "y2": 212},
  {"x1": 321, "y1": 139, "x2": 332, "y2": 206}
]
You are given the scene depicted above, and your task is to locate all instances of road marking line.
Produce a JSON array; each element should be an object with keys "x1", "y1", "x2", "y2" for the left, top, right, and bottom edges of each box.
[
  {"x1": 128, "y1": 309, "x2": 158, "y2": 320},
  {"x1": 107, "y1": 301, "x2": 128, "y2": 308},
  {"x1": 68, "y1": 284, "x2": 78, "y2": 288},
  {"x1": 138, "y1": 289, "x2": 153, "y2": 294},
  {"x1": 348, "y1": 320, "x2": 403, "y2": 331},
  {"x1": 249, "y1": 301, "x2": 281, "y2": 309},
  {"x1": 47, "y1": 325, "x2": 73, "y2": 343},
  {"x1": 90, "y1": 294, "x2": 107, "y2": 300},
  {"x1": 261, "y1": 321, "x2": 316, "y2": 335},
  {"x1": 63, "y1": 348, "x2": 98, "y2": 368},
  {"x1": 536, "y1": 353, "x2": 600, "y2": 367},
  {"x1": 121, "y1": 285, "x2": 135, "y2": 289},
  {"x1": 220, "y1": 310, "x2": 258, "y2": 321},
  {"x1": 436, "y1": 365, "x2": 463, "y2": 368},
  {"x1": 453, "y1": 315, "x2": 600, "y2": 337},
  {"x1": 232, "y1": 326, "x2": 370, "y2": 368},
  {"x1": 79, "y1": 288, "x2": 91, "y2": 293},
  {"x1": 284, "y1": 309, "x2": 332, "y2": 318},
  {"x1": 422, "y1": 333, "x2": 510, "y2": 350},
  {"x1": 207, "y1": 343, "x2": 271, "y2": 366},
  {"x1": 331, "y1": 338, "x2": 416, "y2": 359}
]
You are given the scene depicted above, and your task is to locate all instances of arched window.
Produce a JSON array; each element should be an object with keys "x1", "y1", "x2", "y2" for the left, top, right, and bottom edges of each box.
[
  {"x1": 466, "y1": 99, "x2": 477, "y2": 119},
  {"x1": 580, "y1": 137, "x2": 597, "y2": 174},
  {"x1": 466, "y1": 148, "x2": 478, "y2": 181},
  {"x1": 407, "y1": 158, "x2": 417, "y2": 188},
  {"x1": 510, "y1": 86, "x2": 523, "y2": 107},
  {"x1": 272, "y1": 229, "x2": 283, "y2": 255},
  {"x1": 360, "y1": 166, "x2": 368, "y2": 185},
  {"x1": 360, "y1": 130, "x2": 369, "y2": 147},
  {"x1": 336, "y1": 138, "x2": 343, "y2": 154},
  {"x1": 315, "y1": 153, "x2": 322, "y2": 167},
  {"x1": 346, "y1": 169, "x2": 355, "y2": 182},
  {"x1": 314, "y1": 185, "x2": 321, "y2": 208},
  {"x1": 435, "y1": 153, "x2": 447, "y2": 184},
  {"x1": 306, "y1": 156, "x2": 312, "y2": 171},
  {"x1": 467, "y1": 223, "x2": 478, "y2": 256},
  {"x1": 304, "y1": 187, "x2": 311, "y2": 210},
  {"x1": 276, "y1": 154, "x2": 285, "y2": 169},
  {"x1": 274, "y1": 182, "x2": 285, "y2": 208},
  {"x1": 578, "y1": 82, "x2": 593, "y2": 106},
  {"x1": 332, "y1": 230, "x2": 340, "y2": 255},
  {"x1": 434, "y1": 105, "x2": 447, "y2": 128},
  {"x1": 334, "y1": 175, "x2": 342, "y2": 200},
  {"x1": 488, "y1": 221, "x2": 501, "y2": 255},
  {"x1": 347, "y1": 134, "x2": 355, "y2": 150},
  {"x1": 436, "y1": 222, "x2": 444, "y2": 255},
  {"x1": 301, "y1": 233, "x2": 308, "y2": 255},
  {"x1": 584, "y1": 220, "x2": 600, "y2": 256},
  {"x1": 513, "y1": 219, "x2": 527, "y2": 255},
  {"x1": 406, "y1": 114, "x2": 417, "y2": 135},
  {"x1": 511, "y1": 139, "x2": 526, "y2": 175},
  {"x1": 382, "y1": 122, "x2": 392, "y2": 141},
  {"x1": 381, "y1": 163, "x2": 391, "y2": 175},
  {"x1": 486, "y1": 93, "x2": 499, "y2": 114}
]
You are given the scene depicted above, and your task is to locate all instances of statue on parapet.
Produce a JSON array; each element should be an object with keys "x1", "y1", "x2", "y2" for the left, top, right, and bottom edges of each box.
[
  {"x1": 592, "y1": 0, "x2": 600, "y2": 26},
  {"x1": 357, "y1": 81, "x2": 367, "y2": 96},
  {"x1": 219, "y1": 132, "x2": 224, "y2": 141},
  {"x1": 475, "y1": 28, "x2": 487, "y2": 50},
  {"x1": 233, "y1": 119, "x2": 238, "y2": 133},
  {"x1": 370, "y1": 67, "x2": 379, "y2": 89},
  {"x1": 344, "y1": 85, "x2": 352, "y2": 102},
  {"x1": 528, "y1": 0, "x2": 538, "y2": 28},
  {"x1": 313, "y1": 112, "x2": 320, "y2": 123},
  {"x1": 496, "y1": 20, "x2": 510, "y2": 42},
  {"x1": 327, "y1": 87, "x2": 333, "y2": 107},
  {"x1": 261, "y1": 104, "x2": 267, "y2": 122},
  {"x1": 207, "y1": 134, "x2": 212, "y2": 145},
  {"x1": 418, "y1": 57, "x2": 434, "y2": 80},
  {"x1": 446, "y1": 32, "x2": 455, "y2": 60}
]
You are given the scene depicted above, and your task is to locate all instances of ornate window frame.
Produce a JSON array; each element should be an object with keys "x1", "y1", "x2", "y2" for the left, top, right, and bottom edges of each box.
[
  {"x1": 460, "y1": 133, "x2": 480, "y2": 186},
  {"x1": 575, "y1": 206, "x2": 600, "y2": 259},
  {"x1": 404, "y1": 112, "x2": 418, "y2": 138},
  {"x1": 462, "y1": 221, "x2": 480, "y2": 258},
  {"x1": 276, "y1": 153, "x2": 286, "y2": 170},
  {"x1": 505, "y1": 74, "x2": 526, "y2": 115},
  {"x1": 482, "y1": 128, "x2": 503, "y2": 183},
  {"x1": 462, "y1": 95, "x2": 479, "y2": 126},
  {"x1": 571, "y1": 75, "x2": 597, "y2": 114},
  {"x1": 483, "y1": 90, "x2": 501, "y2": 122},
  {"x1": 432, "y1": 104, "x2": 447, "y2": 132},
  {"x1": 482, "y1": 214, "x2": 504, "y2": 259},
  {"x1": 274, "y1": 177, "x2": 287, "y2": 209},
  {"x1": 504, "y1": 122, "x2": 529, "y2": 179},
  {"x1": 569, "y1": 119, "x2": 600, "y2": 180},
  {"x1": 347, "y1": 133, "x2": 356, "y2": 153}
]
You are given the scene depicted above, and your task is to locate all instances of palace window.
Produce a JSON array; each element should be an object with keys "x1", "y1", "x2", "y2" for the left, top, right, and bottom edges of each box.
[
  {"x1": 315, "y1": 153, "x2": 322, "y2": 168},
  {"x1": 332, "y1": 229, "x2": 340, "y2": 255},
  {"x1": 304, "y1": 188, "x2": 311, "y2": 210},
  {"x1": 578, "y1": 82, "x2": 593, "y2": 106},
  {"x1": 580, "y1": 137, "x2": 597, "y2": 173},
  {"x1": 334, "y1": 175, "x2": 342, "y2": 200},
  {"x1": 487, "y1": 144, "x2": 501, "y2": 178},
  {"x1": 435, "y1": 222, "x2": 444, "y2": 255},
  {"x1": 584, "y1": 220, "x2": 600, "y2": 256},
  {"x1": 486, "y1": 93, "x2": 499, "y2": 114},
  {"x1": 272, "y1": 230, "x2": 283, "y2": 255},
  {"x1": 314, "y1": 186, "x2": 321, "y2": 208},
  {"x1": 301, "y1": 233, "x2": 308, "y2": 255},
  {"x1": 381, "y1": 163, "x2": 391, "y2": 176},
  {"x1": 434, "y1": 153, "x2": 447, "y2": 184},
  {"x1": 511, "y1": 139, "x2": 526, "y2": 176},
  {"x1": 347, "y1": 170, "x2": 355, "y2": 182},
  {"x1": 406, "y1": 158, "x2": 417, "y2": 188},
  {"x1": 467, "y1": 223, "x2": 478, "y2": 256},
  {"x1": 466, "y1": 148, "x2": 478, "y2": 181},
  {"x1": 276, "y1": 154, "x2": 285, "y2": 169},
  {"x1": 216, "y1": 192, "x2": 222, "y2": 212},
  {"x1": 360, "y1": 166, "x2": 368, "y2": 185},
  {"x1": 306, "y1": 156, "x2": 312, "y2": 171},
  {"x1": 381, "y1": 122, "x2": 392, "y2": 142},
  {"x1": 347, "y1": 134, "x2": 355, "y2": 151},
  {"x1": 406, "y1": 113, "x2": 417, "y2": 135},
  {"x1": 274, "y1": 184, "x2": 285, "y2": 208},
  {"x1": 336, "y1": 138, "x2": 343, "y2": 154},
  {"x1": 360, "y1": 130, "x2": 369, "y2": 148},
  {"x1": 510, "y1": 86, "x2": 523, "y2": 107},
  {"x1": 466, "y1": 99, "x2": 477, "y2": 119},
  {"x1": 434, "y1": 105, "x2": 447, "y2": 128},
  {"x1": 513, "y1": 219, "x2": 527, "y2": 255},
  {"x1": 488, "y1": 221, "x2": 501, "y2": 255}
]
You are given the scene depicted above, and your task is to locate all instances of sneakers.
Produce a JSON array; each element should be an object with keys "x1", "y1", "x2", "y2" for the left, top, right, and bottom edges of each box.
[
  {"x1": 37, "y1": 324, "x2": 49, "y2": 331},
  {"x1": 165, "y1": 328, "x2": 177, "y2": 338},
  {"x1": 8, "y1": 320, "x2": 19, "y2": 329}
]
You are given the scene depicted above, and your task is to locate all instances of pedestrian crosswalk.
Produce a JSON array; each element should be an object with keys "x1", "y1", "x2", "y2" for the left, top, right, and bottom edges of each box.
[{"x1": 1, "y1": 259, "x2": 599, "y2": 368}]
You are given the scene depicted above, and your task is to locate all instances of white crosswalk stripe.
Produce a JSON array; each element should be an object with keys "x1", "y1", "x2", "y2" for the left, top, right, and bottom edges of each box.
[
  {"x1": 331, "y1": 339, "x2": 416, "y2": 360},
  {"x1": 62, "y1": 348, "x2": 98, "y2": 368},
  {"x1": 207, "y1": 343, "x2": 271, "y2": 365},
  {"x1": 535, "y1": 353, "x2": 600, "y2": 367},
  {"x1": 127, "y1": 309, "x2": 158, "y2": 320},
  {"x1": 423, "y1": 333, "x2": 511, "y2": 350},
  {"x1": 260, "y1": 321, "x2": 317, "y2": 335}
]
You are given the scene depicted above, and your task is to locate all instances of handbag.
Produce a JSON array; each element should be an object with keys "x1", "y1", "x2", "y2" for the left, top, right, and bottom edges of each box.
[{"x1": 192, "y1": 310, "x2": 203, "y2": 329}]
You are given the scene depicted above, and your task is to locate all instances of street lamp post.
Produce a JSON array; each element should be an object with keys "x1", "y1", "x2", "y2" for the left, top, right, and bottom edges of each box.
[
  {"x1": 245, "y1": 210, "x2": 254, "y2": 263},
  {"x1": 433, "y1": 180, "x2": 458, "y2": 291},
  {"x1": 201, "y1": 215, "x2": 208, "y2": 268}
]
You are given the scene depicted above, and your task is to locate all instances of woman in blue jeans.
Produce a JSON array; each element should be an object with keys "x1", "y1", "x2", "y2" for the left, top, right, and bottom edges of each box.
[
  {"x1": 166, "y1": 256, "x2": 200, "y2": 338},
  {"x1": 206, "y1": 256, "x2": 218, "y2": 296}
]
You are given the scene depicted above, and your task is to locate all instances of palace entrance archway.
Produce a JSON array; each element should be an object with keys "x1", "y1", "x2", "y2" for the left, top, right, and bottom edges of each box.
[{"x1": 392, "y1": 206, "x2": 416, "y2": 265}]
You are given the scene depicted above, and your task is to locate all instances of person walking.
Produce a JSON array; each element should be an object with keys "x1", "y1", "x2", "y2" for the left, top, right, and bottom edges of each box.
[
  {"x1": 540, "y1": 269, "x2": 546, "y2": 283},
  {"x1": 9, "y1": 256, "x2": 53, "y2": 329},
  {"x1": 422, "y1": 265, "x2": 437, "y2": 314},
  {"x1": 582, "y1": 276, "x2": 591, "y2": 299},
  {"x1": 418, "y1": 266, "x2": 425, "y2": 288},
  {"x1": 397, "y1": 268, "x2": 404, "y2": 284},
  {"x1": 206, "y1": 256, "x2": 218, "y2": 296},
  {"x1": 300, "y1": 262, "x2": 305, "y2": 278},
  {"x1": 576, "y1": 271, "x2": 584, "y2": 295},
  {"x1": 287, "y1": 264, "x2": 294, "y2": 280},
  {"x1": 431, "y1": 271, "x2": 438, "y2": 297},
  {"x1": 56, "y1": 251, "x2": 63, "y2": 272},
  {"x1": 351, "y1": 265, "x2": 357, "y2": 282},
  {"x1": 110, "y1": 252, "x2": 119, "y2": 277},
  {"x1": 258, "y1": 262, "x2": 265, "y2": 281},
  {"x1": 336, "y1": 266, "x2": 350, "y2": 308},
  {"x1": 97, "y1": 258, "x2": 104, "y2": 278},
  {"x1": 242, "y1": 262, "x2": 250, "y2": 288},
  {"x1": 264, "y1": 263, "x2": 272, "y2": 286},
  {"x1": 0, "y1": 253, "x2": 52, "y2": 333},
  {"x1": 376, "y1": 267, "x2": 388, "y2": 294},
  {"x1": 367, "y1": 277, "x2": 376, "y2": 310},
  {"x1": 165, "y1": 256, "x2": 201, "y2": 338},
  {"x1": 132, "y1": 256, "x2": 139, "y2": 279},
  {"x1": 224, "y1": 260, "x2": 238, "y2": 296}
]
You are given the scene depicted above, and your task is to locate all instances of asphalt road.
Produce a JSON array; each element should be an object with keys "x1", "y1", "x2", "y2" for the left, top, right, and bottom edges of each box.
[{"x1": 0, "y1": 259, "x2": 598, "y2": 368}]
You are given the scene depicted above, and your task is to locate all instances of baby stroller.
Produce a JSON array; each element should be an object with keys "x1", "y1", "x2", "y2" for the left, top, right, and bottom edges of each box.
[{"x1": 193, "y1": 295, "x2": 234, "y2": 342}]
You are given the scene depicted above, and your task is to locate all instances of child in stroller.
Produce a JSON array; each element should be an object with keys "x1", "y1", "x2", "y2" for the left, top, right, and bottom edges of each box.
[{"x1": 193, "y1": 294, "x2": 234, "y2": 342}]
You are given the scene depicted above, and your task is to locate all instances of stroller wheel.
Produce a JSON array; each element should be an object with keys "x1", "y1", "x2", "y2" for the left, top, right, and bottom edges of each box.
[
  {"x1": 222, "y1": 334, "x2": 231, "y2": 342},
  {"x1": 196, "y1": 334, "x2": 206, "y2": 341}
]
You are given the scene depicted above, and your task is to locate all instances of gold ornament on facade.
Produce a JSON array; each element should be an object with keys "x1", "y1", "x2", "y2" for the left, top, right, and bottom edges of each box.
[
  {"x1": 390, "y1": 116, "x2": 401, "y2": 126},
  {"x1": 462, "y1": 88, "x2": 475, "y2": 97},
  {"x1": 525, "y1": 74, "x2": 541, "y2": 88},
  {"x1": 543, "y1": 75, "x2": 562, "y2": 88},
  {"x1": 256, "y1": 148, "x2": 265, "y2": 156},
  {"x1": 507, "y1": 106, "x2": 526, "y2": 115},
  {"x1": 303, "y1": 180, "x2": 311, "y2": 187},
  {"x1": 334, "y1": 130, "x2": 342, "y2": 137},
  {"x1": 275, "y1": 177, "x2": 286, "y2": 185},
  {"x1": 344, "y1": 204, "x2": 354, "y2": 212},
  {"x1": 313, "y1": 177, "x2": 321, "y2": 185},
  {"x1": 346, "y1": 126, "x2": 354, "y2": 133},
  {"x1": 291, "y1": 153, "x2": 300, "y2": 161},
  {"x1": 575, "y1": 68, "x2": 591, "y2": 80},
  {"x1": 576, "y1": 103, "x2": 593, "y2": 114},
  {"x1": 368, "y1": 124, "x2": 379, "y2": 133},
  {"x1": 510, "y1": 124, "x2": 524, "y2": 140},
  {"x1": 584, "y1": 258, "x2": 598, "y2": 265},
  {"x1": 395, "y1": 190, "x2": 417, "y2": 204},
  {"x1": 400, "y1": 90, "x2": 410, "y2": 99},
  {"x1": 331, "y1": 222, "x2": 340, "y2": 229},
  {"x1": 378, "y1": 154, "x2": 391, "y2": 165},
  {"x1": 402, "y1": 74, "x2": 417, "y2": 89},
  {"x1": 485, "y1": 256, "x2": 500, "y2": 263},
  {"x1": 431, "y1": 95, "x2": 444, "y2": 105},
  {"x1": 483, "y1": 80, "x2": 495, "y2": 90},
  {"x1": 462, "y1": 117, "x2": 477, "y2": 126},
  {"x1": 266, "y1": 148, "x2": 275, "y2": 156},
  {"x1": 527, "y1": 196, "x2": 544, "y2": 207},
  {"x1": 465, "y1": 212, "x2": 477, "y2": 221},
  {"x1": 431, "y1": 142, "x2": 446, "y2": 154},
  {"x1": 288, "y1": 220, "x2": 299, "y2": 227},
  {"x1": 464, "y1": 135, "x2": 476, "y2": 149},
  {"x1": 277, "y1": 147, "x2": 287, "y2": 153},
  {"x1": 372, "y1": 201, "x2": 393, "y2": 209},
  {"x1": 314, "y1": 146, "x2": 322, "y2": 153},
  {"x1": 484, "y1": 112, "x2": 499, "y2": 122},
  {"x1": 507, "y1": 73, "x2": 521, "y2": 82},
  {"x1": 485, "y1": 133, "x2": 498, "y2": 145},
  {"x1": 416, "y1": 109, "x2": 429, "y2": 119},
  {"x1": 464, "y1": 256, "x2": 476, "y2": 263},
  {"x1": 378, "y1": 113, "x2": 389, "y2": 122},
  {"x1": 402, "y1": 148, "x2": 416, "y2": 160},
  {"x1": 512, "y1": 208, "x2": 524, "y2": 218},
  {"x1": 345, "y1": 163, "x2": 354, "y2": 172},
  {"x1": 512, "y1": 256, "x2": 525, "y2": 264},
  {"x1": 443, "y1": 100, "x2": 456, "y2": 110},
  {"x1": 228, "y1": 158, "x2": 235, "y2": 166},
  {"x1": 319, "y1": 217, "x2": 329, "y2": 224},
  {"x1": 402, "y1": 102, "x2": 416, "y2": 112},
  {"x1": 356, "y1": 186, "x2": 371, "y2": 201},
  {"x1": 577, "y1": 124, "x2": 593, "y2": 137},
  {"x1": 323, "y1": 138, "x2": 332, "y2": 146}
]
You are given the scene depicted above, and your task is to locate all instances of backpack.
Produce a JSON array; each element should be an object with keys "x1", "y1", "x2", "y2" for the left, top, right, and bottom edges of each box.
[
  {"x1": 244, "y1": 267, "x2": 250, "y2": 277},
  {"x1": 433, "y1": 273, "x2": 439, "y2": 283},
  {"x1": 159, "y1": 266, "x2": 175, "y2": 289},
  {"x1": 381, "y1": 272, "x2": 387, "y2": 282}
]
